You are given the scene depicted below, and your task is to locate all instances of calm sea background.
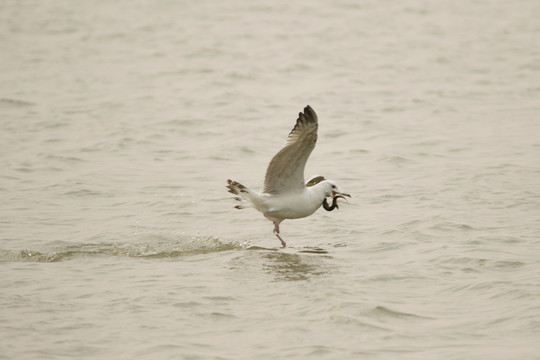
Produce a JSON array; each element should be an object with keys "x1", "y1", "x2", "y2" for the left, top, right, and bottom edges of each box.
[{"x1": 1, "y1": 0, "x2": 540, "y2": 359}]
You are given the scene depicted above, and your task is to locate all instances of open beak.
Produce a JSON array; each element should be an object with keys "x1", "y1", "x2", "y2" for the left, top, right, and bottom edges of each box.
[{"x1": 332, "y1": 191, "x2": 351, "y2": 200}]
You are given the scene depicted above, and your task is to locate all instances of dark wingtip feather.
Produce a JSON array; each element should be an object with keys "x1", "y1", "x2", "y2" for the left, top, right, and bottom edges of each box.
[
  {"x1": 303, "y1": 105, "x2": 316, "y2": 121},
  {"x1": 289, "y1": 105, "x2": 318, "y2": 136}
]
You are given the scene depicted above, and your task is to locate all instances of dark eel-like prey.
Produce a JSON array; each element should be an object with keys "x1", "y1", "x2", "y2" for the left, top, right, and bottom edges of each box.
[{"x1": 322, "y1": 194, "x2": 350, "y2": 211}]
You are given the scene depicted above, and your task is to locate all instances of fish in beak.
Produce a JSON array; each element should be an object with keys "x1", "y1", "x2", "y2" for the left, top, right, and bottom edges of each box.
[{"x1": 323, "y1": 192, "x2": 351, "y2": 211}]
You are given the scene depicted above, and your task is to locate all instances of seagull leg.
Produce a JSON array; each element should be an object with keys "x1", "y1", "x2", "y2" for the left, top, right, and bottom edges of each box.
[
  {"x1": 264, "y1": 215, "x2": 286, "y2": 248},
  {"x1": 273, "y1": 222, "x2": 287, "y2": 248}
]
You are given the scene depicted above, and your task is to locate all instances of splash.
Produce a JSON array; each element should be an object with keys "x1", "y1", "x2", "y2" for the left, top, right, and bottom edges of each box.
[{"x1": 0, "y1": 236, "x2": 245, "y2": 263}]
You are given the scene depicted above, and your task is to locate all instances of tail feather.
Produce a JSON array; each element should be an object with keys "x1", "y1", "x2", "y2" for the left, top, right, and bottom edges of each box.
[{"x1": 226, "y1": 179, "x2": 252, "y2": 210}]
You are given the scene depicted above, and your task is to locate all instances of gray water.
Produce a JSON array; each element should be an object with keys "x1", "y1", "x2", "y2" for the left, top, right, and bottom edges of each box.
[{"x1": 1, "y1": 0, "x2": 540, "y2": 359}]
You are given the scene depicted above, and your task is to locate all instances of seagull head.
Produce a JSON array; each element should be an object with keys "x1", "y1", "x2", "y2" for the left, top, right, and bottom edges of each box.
[
  {"x1": 306, "y1": 176, "x2": 351, "y2": 204},
  {"x1": 324, "y1": 180, "x2": 351, "y2": 200}
]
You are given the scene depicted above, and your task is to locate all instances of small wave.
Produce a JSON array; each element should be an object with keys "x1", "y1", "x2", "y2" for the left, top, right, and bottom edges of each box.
[
  {"x1": 0, "y1": 98, "x2": 36, "y2": 107},
  {"x1": 62, "y1": 188, "x2": 106, "y2": 197},
  {"x1": 428, "y1": 221, "x2": 478, "y2": 232},
  {"x1": 44, "y1": 154, "x2": 85, "y2": 163},
  {"x1": 436, "y1": 256, "x2": 526, "y2": 271},
  {"x1": 369, "y1": 306, "x2": 433, "y2": 321},
  {"x1": 379, "y1": 155, "x2": 413, "y2": 164},
  {"x1": 0, "y1": 237, "x2": 245, "y2": 263}
]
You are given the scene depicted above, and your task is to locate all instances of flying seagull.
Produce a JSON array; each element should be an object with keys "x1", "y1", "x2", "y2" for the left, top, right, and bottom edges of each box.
[{"x1": 226, "y1": 105, "x2": 350, "y2": 247}]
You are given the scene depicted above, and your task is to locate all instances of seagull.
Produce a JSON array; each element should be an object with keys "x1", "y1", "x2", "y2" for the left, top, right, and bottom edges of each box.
[{"x1": 226, "y1": 105, "x2": 350, "y2": 247}]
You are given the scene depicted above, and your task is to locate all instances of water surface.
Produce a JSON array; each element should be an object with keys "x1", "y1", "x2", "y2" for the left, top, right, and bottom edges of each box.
[{"x1": 1, "y1": 0, "x2": 540, "y2": 359}]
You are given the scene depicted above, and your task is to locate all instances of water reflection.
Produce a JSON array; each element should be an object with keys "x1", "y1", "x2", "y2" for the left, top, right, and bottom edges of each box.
[{"x1": 261, "y1": 249, "x2": 334, "y2": 281}]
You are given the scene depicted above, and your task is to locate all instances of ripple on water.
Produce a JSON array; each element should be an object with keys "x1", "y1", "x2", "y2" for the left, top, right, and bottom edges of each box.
[
  {"x1": 435, "y1": 255, "x2": 527, "y2": 273},
  {"x1": 368, "y1": 306, "x2": 434, "y2": 321}
]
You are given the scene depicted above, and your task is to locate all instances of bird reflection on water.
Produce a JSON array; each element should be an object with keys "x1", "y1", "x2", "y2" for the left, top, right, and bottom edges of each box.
[{"x1": 259, "y1": 249, "x2": 334, "y2": 282}]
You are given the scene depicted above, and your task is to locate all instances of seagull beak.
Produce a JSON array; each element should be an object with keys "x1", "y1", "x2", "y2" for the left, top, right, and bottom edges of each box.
[{"x1": 332, "y1": 191, "x2": 351, "y2": 199}]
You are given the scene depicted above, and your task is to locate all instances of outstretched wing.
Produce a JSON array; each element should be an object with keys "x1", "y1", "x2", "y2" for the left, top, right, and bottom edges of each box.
[{"x1": 263, "y1": 105, "x2": 318, "y2": 194}]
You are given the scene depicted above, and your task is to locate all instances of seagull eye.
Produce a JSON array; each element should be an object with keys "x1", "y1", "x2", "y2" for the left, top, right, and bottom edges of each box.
[{"x1": 331, "y1": 185, "x2": 336, "y2": 189}]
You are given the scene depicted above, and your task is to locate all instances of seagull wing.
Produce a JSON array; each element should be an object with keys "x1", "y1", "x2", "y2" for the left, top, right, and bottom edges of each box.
[{"x1": 263, "y1": 105, "x2": 318, "y2": 194}]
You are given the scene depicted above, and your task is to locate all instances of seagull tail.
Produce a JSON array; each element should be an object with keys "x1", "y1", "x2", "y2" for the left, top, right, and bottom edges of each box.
[{"x1": 226, "y1": 179, "x2": 254, "y2": 210}]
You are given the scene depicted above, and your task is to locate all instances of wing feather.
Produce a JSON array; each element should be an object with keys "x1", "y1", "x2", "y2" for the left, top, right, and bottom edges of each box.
[{"x1": 263, "y1": 105, "x2": 318, "y2": 194}]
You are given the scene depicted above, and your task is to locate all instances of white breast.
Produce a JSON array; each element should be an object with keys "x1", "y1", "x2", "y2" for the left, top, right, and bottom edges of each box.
[{"x1": 262, "y1": 187, "x2": 325, "y2": 220}]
